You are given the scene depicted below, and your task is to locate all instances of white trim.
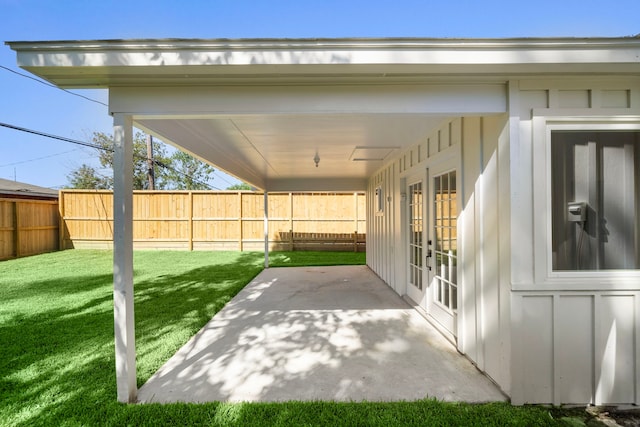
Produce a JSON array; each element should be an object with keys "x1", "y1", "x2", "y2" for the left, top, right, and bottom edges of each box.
[
  {"x1": 519, "y1": 78, "x2": 640, "y2": 91},
  {"x1": 110, "y1": 85, "x2": 507, "y2": 116}
]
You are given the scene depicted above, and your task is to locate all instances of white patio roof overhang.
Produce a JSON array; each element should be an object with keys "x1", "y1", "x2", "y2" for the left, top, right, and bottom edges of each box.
[
  {"x1": 8, "y1": 37, "x2": 640, "y2": 191},
  {"x1": 8, "y1": 37, "x2": 640, "y2": 403}
]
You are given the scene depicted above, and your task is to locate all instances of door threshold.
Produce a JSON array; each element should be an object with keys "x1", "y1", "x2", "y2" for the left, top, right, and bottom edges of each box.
[{"x1": 402, "y1": 295, "x2": 458, "y2": 348}]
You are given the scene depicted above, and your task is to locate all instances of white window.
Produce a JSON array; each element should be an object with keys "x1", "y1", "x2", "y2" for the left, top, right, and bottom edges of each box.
[{"x1": 550, "y1": 130, "x2": 640, "y2": 271}]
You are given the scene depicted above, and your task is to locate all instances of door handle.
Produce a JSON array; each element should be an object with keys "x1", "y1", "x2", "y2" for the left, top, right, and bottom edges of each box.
[{"x1": 426, "y1": 249, "x2": 432, "y2": 271}]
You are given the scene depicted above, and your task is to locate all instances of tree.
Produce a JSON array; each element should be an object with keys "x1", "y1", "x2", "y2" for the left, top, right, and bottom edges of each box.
[
  {"x1": 226, "y1": 183, "x2": 252, "y2": 190},
  {"x1": 66, "y1": 132, "x2": 215, "y2": 190},
  {"x1": 66, "y1": 164, "x2": 111, "y2": 189},
  {"x1": 161, "y1": 151, "x2": 216, "y2": 190},
  {"x1": 89, "y1": 131, "x2": 170, "y2": 190}
]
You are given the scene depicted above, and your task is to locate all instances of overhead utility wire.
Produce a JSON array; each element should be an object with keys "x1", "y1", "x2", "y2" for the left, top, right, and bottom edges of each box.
[
  {"x1": 0, "y1": 148, "x2": 80, "y2": 168},
  {"x1": 0, "y1": 121, "x2": 110, "y2": 150},
  {"x1": 0, "y1": 121, "x2": 218, "y2": 190},
  {"x1": 1, "y1": 65, "x2": 223, "y2": 189},
  {"x1": 0, "y1": 64, "x2": 108, "y2": 107},
  {"x1": 1, "y1": 67, "x2": 221, "y2": 189},
  {"x1": 212, "y1": 171, "x2": 235, "y2": 187}
]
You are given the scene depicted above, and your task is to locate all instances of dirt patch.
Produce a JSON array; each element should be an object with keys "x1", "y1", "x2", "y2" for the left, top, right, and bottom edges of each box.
[{"x1": 606, "y1": 408, "x2": 640, "y2": 427}]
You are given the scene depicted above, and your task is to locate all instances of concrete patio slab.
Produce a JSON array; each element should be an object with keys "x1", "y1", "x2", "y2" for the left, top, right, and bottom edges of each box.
[{"x1": 138, "y1": 265, "x2": 506, "y2": 403}]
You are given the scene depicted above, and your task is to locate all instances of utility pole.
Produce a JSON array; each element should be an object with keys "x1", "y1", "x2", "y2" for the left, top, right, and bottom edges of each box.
[{"x1": 146, "y1": 134, "x2": 155, "y2": 190}]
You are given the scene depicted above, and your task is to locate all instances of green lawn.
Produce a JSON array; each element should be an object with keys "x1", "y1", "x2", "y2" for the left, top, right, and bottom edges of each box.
[{"x1": 0, "y1": 250, "x2": 593, "y2": 426}]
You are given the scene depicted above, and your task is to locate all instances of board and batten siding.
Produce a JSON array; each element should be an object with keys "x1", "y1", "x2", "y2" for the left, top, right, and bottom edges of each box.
[
  {"x1": 510, "y1": 79, "x2": 640, "y2": 405},
  {"x1": 366, "y1": 115, "x2": 512, "y2": 396}
]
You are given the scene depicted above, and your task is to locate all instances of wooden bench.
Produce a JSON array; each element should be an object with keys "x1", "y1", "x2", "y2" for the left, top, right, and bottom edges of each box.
[{"x1": 279, "y1": 231, "x2": 366, "y2": 252}]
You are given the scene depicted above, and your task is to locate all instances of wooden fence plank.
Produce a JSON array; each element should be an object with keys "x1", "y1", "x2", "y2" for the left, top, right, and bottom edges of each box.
[
  {"x1": 0, "y1": 198, "x2": 59, "y2": 260},
  {"x1": 58, "y1": 190, "x2": 366, "y2": 252}
]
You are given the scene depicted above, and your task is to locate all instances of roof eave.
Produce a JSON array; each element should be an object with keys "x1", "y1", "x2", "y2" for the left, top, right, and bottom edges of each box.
[{"x1": 7, "y1": 36, "x2": 640, "y2": 89}]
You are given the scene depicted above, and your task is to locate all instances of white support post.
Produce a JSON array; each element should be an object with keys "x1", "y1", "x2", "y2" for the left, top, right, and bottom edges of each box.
[
  {"x1": 113, "y1": 114, "x2": 137, "y2": 403},
  {"x1": 264, "y1": 192, "x2": 269, "y2": 268}
]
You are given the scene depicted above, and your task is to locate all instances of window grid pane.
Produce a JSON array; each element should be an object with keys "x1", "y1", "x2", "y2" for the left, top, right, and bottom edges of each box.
[
  {"x1": 408, "y1": 181, "x2": 424, "y2": 290},
  {"x1": 433, "y1": 170, "x2": 458, "y2": 312}
]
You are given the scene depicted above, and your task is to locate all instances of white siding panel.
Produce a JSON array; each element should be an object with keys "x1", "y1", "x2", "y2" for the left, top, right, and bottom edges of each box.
[
  {"x1": 440, "y1": 125, "x2": 450, "y2": 150},
  {"x1": 596, "y1": 295, "x2": 636, "y2": 404},
  {"x1": 458, "y1": 201, "x2": 476, "y2": 361},
  {"x1": 519, "y1": 91, "x2": 548, "y2": 117},
  {"x1": 428, "y1": 136, "x2": 438, "y2": 158},
  {"x1": 450, "y1": 118, "x2": 462, "y2": 147},
  {"x1": 480, "y1": 117, "x2": 502, "y2": 383},
  {"x1": 601, "y1": 90, "x2": 629, "y2": 108},
  {"x1": 460, "y1": 117, "x2": 481, "y2": 363},
  {"x1": 557, "y1": 295, "x2": 594, "y2": 404},
  {"x1": 498, "y1": 111, "x2": 512, "y2": 393},
  {"x1": 512, "y1": 90, "x2": 547, "y2": 286},
  {"x1": 520, "y1": 296, "x2": 554, "y2": 403},
  {"x1": 559, "y1": 90, "x2": 590, "y2": 108}
]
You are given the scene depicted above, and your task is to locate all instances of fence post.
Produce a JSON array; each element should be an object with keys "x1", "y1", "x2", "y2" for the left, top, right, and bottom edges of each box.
[
  {"x1": 289, "y1": 192, "x2": 293, "y2": 250},
  {"x1": 58, "y1": 191, "x2": 65, "y2": 250},
  {"x1": 354, "y1": 192, "x2": 358, "y2": 235},
  {"x1": 188, "y1": 192, "x2": 194, "y2": 251},
  {"x1": 289, "y1": 229, "x2": 294, "y2": 251},
  {"x1": 13, "y1": 201, "x2": 20, "y2": 258},
  {"x1": 238, "y1": 191, "x2": 243, "y2": 251}
]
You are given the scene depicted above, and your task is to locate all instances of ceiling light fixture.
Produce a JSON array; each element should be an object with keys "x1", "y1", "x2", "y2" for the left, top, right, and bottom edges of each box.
[{"x1": 313, "y1": 152, "x2": 320, "y2": 168}]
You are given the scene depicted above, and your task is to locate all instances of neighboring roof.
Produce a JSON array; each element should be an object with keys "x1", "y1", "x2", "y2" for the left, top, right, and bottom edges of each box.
[
  {"x1": 6, "y1": 37, "x2": 640, "y2": 88},
  {"x1": 0, "y1": 178, "x2": 58, "y2": 200}
]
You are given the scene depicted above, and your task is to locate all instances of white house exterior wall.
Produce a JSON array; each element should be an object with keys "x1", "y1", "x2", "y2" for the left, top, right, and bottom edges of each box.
[
  {"x1": 510, "y1": 78, "x2": 640, "y2": 405},
  {"x1": 366, "y1": 114, "x2": 513, "y2": 396},
  {"x1": 368, "y1": 78, "x2": 640, "y2": 406}
]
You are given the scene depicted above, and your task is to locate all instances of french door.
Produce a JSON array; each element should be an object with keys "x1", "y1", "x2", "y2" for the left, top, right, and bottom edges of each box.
[
  {"x1": 406, "y1": 163, "x2": 458, "y2": 338},
  {"x1": 427, "y1": 167, "x2": 457, "y2": 336},
  {"x1": 406, "y1": 176, "x2": 425, "y2": 306}
]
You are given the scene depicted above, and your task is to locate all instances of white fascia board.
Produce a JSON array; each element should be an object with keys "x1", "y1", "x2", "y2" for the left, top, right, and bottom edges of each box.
[
  {"x1": 7, "y1": 37, "x2": 640, "y2": 88},
  {"x1": 109, "y1": 84, "x2": 507, "y2": 115}
]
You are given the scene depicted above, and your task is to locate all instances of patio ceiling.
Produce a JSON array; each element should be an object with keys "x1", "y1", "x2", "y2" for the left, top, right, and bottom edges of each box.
[
  {"x1": 134, "y1": 113, "x2": 449, "y2": 191},
  {"x1": 8, "y1": 37, "x2": 640, "y2": 190}
]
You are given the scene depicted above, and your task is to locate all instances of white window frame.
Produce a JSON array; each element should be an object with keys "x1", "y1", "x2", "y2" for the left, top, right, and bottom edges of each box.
[{"x1": 532, "y1": 111, "x2": 640, "y2": 290}]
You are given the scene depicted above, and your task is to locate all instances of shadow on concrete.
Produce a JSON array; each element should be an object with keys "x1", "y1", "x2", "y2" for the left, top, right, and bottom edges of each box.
[{"x1": 138, "y1": 265, "x2": 506, "y2": 403}]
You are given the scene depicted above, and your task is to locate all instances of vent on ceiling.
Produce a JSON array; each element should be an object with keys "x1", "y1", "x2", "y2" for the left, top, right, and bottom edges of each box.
[{"x1": 350, "y1": 146, "x2": 399, "y2": 162}]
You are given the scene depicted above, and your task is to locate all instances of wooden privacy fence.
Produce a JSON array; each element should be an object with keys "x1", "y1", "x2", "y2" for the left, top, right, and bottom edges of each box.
[
  {"x1": 59, "y1": 190, "x2": 366, "y2": 252},
  {"x1": 0, "y1": 198, "x2": 59, "y2": 260}
]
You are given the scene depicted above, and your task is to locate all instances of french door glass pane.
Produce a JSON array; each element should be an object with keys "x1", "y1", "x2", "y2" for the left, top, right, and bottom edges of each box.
[
  {"x1": 408, "y1": 181, "x2": 423, "y2": 290},
  {"x1": 433, "y1": 171, "x2": 457, "y2": 312}
]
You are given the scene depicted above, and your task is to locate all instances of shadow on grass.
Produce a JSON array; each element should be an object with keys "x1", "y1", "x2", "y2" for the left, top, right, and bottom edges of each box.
[
  {"x1": 269, "y1": 251, "x2": 366, "y2": 267},
  {"x1": 0, "y1": 251, "x2": 264, "y2": 426},
  {"x1": 0, "y1": 250, "x2": 566, "y2": 426},
  {"x1": 134, "y1": 252, "x2": 264, "y2": 383}
]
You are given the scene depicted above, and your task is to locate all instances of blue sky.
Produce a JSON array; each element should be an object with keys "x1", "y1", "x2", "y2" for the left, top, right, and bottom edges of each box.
[{"x1": 1, "y1": 0, "x2": 638, "y2": 189}]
